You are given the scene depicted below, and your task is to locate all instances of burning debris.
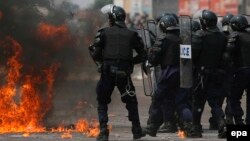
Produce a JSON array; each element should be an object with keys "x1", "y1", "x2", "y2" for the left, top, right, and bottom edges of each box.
[
  {"x1": 177, "y1": 130, "x2": 186, "y2": 139},
  {"x1": 0, "y1": 0, "x2": 107, "y2": 138}
]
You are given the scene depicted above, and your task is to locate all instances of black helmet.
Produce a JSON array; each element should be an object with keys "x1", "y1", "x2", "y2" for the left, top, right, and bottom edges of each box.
[
  {"x1": 221, "y1": 14, "x2": 234, "y2": 26},
  {"x1": 200, "y1": 10, "x2": 217, "y2": 28},
  {"x1": 110, "y1": 6, "x2": 126, "y2": 22},
  {"x1": 192, "y1": 20, "x2": 201, "y2": 32},
  {"x1": 159, "y1": 15, "x2": 179, "y2": 31},
  {"x1": 230, "y1": 15, "x2": 249, "y2": 31},
  {"x1": 156, "y1": 12, "x2": 179, "y2": 24}
]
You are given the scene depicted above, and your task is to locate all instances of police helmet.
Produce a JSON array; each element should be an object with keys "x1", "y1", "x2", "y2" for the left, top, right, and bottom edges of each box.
[
  {"x1": 230, "y1": 15, "x2": 249, "y2": 31},
  {"x1": 159, "y1": 15, "x2": 179, "y2": 31},
  {"x1": 221, "y1": 14, "x2": 234, "y2": 26},
  {"x1": 200, "y1": 10, "x2": 217, "y2": 28},
  {"x1": 109, "y1": 6, "x2": 126, "y2": 22},
  {"x1": 192, "y1": 20, "x2": 201, "y2": 32},
  {"x1": 156, "y1": 12, "x2": 179, "y2": 24}
]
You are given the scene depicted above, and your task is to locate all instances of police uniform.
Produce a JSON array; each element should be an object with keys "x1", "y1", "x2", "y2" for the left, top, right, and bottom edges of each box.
[
  {"x1": 145, "y1": 15, "x2": 192, "y2": 137},
  {"x1": 226, "y1": 15, "x2": 250, "y2": 125},
  {"x1": 89, "y1": 5, "x2": 146, "y2": 141},
  {"x1": 190, "y1": 10, "x2": 227, "y2": 139}
]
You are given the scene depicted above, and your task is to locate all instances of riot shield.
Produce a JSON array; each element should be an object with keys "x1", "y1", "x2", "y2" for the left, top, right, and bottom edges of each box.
[
  {"x1": 146, "y1": 20, "x2": 157, "y2": 41},
  {"x1": 179, "y1": 15, "x2": 193, "y2": 88},
  {"x1": 137, "y1": 27, "x2": 154, "y2": 96}
]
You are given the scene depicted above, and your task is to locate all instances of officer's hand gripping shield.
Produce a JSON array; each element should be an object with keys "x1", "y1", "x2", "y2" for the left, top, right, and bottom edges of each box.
[{"x1": 179, "y1": 15, "x2": 193, "y2": 88}]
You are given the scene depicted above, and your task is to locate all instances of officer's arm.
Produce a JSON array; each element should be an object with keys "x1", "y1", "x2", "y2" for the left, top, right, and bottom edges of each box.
[
  {"x1": 192, "y1": 30, "x2": 204, "y2": 61},
  {"x1": 89, "y1": 29, "x2": 105, "y2": 62},
  {"x1": 133, "y1": 32, "x2": 147, "y2": 64},
  {"x1": 147, "y1": 35, "x2": 164, "y2": 66},
  {"x1": 224, "y1": 32, "x2": 238, "y2": 63}
]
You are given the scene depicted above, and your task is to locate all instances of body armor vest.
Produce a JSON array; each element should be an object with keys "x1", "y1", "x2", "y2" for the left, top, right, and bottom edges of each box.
[
  {"x1": 161, "y1": 32, "x2": 181, "y2": 68},
  {"x1": 102, "y1": 26, "x2": 135, "y2": 61},
  {"x1": 235, "y1": 31, "x2": 250, "y2": 67},
  {"x1": 198, "y1": 31, "x2": 227, "y2": 68}
]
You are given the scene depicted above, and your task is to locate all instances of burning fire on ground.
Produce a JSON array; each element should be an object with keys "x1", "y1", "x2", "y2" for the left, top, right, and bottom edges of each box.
[
  {"x1": 177, "y1": 130, "x2": 186, "y2": 139},
  {"x1": 0, "y1": 22, "x2": 104, "y2": 138}
]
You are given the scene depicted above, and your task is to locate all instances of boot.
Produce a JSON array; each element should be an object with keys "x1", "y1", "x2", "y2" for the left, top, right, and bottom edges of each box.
[
  {"x1": 188, "y1": 124, "x2": 202, "y2": 138},
  {"x1": 132, "y1": 126, "x2": 146, "y2": 140},
  {"x1": 96, "y1": 127, "x2": 109, "y2": 141},
  {"x1": 209, "y1": 117, "x2": 218, "y2": 130},
  {"x1": 226, "y1": 115, "x2": 234, "y2": 125},
  {"x1": 158, "y1": 121, "x2": 177, "y2": 133},
  {"x1": 144, "y1": 123, "x2": 159, "y2": 137},
  {"x1": 182, "y1": 122, "x2": 192, "y2": 135},
  {"x1": 234, "y1": 116, "x2": 245, "y2": 125},
  {"x1": 218, "y1": 119, "x2": 227, "y2": 139}
]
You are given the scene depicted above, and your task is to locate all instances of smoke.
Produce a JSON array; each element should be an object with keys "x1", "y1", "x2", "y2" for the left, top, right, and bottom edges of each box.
[
  {"x1": 0, "y1": 0, "x2": 106, "y2": 127},
  {"x1": 53, "y1": 0, "x2": 95, "y2": 9}
]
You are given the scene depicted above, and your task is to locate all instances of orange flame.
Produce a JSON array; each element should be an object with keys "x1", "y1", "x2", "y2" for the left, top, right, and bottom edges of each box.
[
  {"x1": 23, "y1": 133, "x2": 30, "y2": 137},
  {"x1": 36, "y1": 23, "x2": 71, "y2": 50},
  {"x1": 177, "y1": 130, "x2": 186, "y2": 139},
  {"x1": 61, "y1": 132, "x2": 72, "y2": 139},
  {"x1": 0, "y1": 25, "x2": 107, "y2": 139},
  {"x1": 0, "y1": 36, "x2": 59, "y2": 133}
]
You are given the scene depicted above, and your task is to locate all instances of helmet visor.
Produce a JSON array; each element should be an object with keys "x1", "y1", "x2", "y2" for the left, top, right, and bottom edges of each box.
[{"x1": 100, "y1": 4, "x2": 114, "y2": 14}]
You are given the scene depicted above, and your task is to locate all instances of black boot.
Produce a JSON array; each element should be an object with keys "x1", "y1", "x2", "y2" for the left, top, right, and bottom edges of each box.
[
  {"x1": 209, "y1": 117, "x2": 218, "y2": 130},
  {"x1": 182, "y1": 122, "x2": 192, "y2": 135},
  {"x1": 158, "y1": 121, "x2": 177, "y2": 133},
  {"x1": 218, "y1": 119, "x2": 227, "y2": 139},
  {"x1": 188, "y1": 124, "x2": 202, "y2": 138},
  {"x1": 132, "y1": 126, "x2": 146, "y2": 140},
  {"x1": 234, "y1": 116, "x2": 245, "y2": 125},
  {"x1": 96, "y1": 127, "x2": 109, "y2": 141},
  {"x1": 226, "y1": 115, "x2": 234, "y2": 125},
  {"x1": 144, "y1": 123, "x2": 159, "y2": 137}
]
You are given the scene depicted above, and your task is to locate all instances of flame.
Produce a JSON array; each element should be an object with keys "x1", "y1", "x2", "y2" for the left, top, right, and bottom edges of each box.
[
  {"x1": 23, "y1": 133, "x2": 30, "y2": 137},
  {"x1": 36, "y1": 23, "x2": 71, "y2": 50},
  {"x1": 0, "y1": 36, "x2": 59, "y2": 133},
  {"x1": 76, "y1": 119, "x2": 100, "y2": 137},
  {"x1": 0, "y1": 25, "x2": 108, "y2": 139},
  {"x1": 177, "y1": 130, "x2": 186, "y2": 139},
  {"x1": 61, "y1": 132, "x2": 72, "y2": 139}
]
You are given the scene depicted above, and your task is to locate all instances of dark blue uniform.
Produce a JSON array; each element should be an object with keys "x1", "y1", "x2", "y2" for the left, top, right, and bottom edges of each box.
[
  {"x1": 89, "y1": 23, "x2": 146, "y2": 140},
  {"x1": 226, "y1": 30, "x2": 250, "y2": 125},
  {"x1": 190, "y1": 27, "x2": 227, "y2": 138},
  {"x1": 145, "y1": 29, "x2": 192, "y2": 136}
]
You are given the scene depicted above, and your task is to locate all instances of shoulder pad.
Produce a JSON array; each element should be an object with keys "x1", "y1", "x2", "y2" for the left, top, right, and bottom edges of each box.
[
  {"x1": 228, "y1": 32, "x2": 239, "y2": 43},
  {"x1": 193, "y1": 30, "x2": 205, "y2": 38},
  {"x1": 95, "y1": 27, "x2": 106, "y2": 38},
  {"x1": 128, "y1": 27, "x2": 138, "y2": 32}
]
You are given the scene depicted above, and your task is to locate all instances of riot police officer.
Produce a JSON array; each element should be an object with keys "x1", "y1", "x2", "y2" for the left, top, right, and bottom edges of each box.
[
  {"x1": 189, "y1": 10, "x2": 227, "y2": 138},
  {"x1": 208, "y1": 13, "x2": 235, "y2": 129},
  {"x1": 89, "y1": 5, "x2": 146, "y2": 141},
  {"x1": 226, "y1": 15, "x2": 250, "y2": 125},
  {"x1": 145, "y1": 15, "x2": 192, "y2": 137}
]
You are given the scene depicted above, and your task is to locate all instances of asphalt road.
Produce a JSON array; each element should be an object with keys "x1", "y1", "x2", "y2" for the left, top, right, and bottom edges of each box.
[{"x1": 0, "y1": 70, "x2": 247, "y2": 141}]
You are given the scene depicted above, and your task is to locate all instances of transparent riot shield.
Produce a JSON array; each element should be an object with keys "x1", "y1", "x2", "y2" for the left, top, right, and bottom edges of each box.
[
  {"x1": 146, "y1": 20, "x2": 157, "y2": 41},
  {"x1": 137, "y1": 26, "x2": 154, "y2": 96},
  {"x1": 179, "y1": 15, "x2": 193, "y2": 88}
]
